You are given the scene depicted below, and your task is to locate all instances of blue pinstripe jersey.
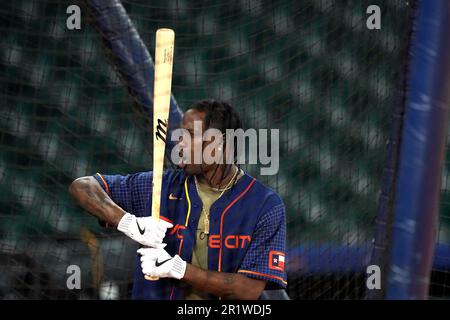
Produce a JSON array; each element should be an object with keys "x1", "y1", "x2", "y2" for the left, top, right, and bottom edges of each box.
[{"x1": 93, "y1": 169, "x2": 287, "y2": 300}]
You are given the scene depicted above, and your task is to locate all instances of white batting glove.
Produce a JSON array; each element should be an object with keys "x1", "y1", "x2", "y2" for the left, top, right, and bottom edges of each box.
[
  {"x1": 138, "y1": 247, "x2": 187, "y2": 280},
  {"x1": 117, "y1": 213, "x2": 172, "y2": 248}
]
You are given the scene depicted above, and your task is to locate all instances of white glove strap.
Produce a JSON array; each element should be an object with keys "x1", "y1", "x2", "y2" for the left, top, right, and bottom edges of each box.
[
  {"x1": 172, "y1": 255, "x2": 187, "y2": 280},
  {"x1": 117, "y1": 213, "x2": 133, "y2": 234}
]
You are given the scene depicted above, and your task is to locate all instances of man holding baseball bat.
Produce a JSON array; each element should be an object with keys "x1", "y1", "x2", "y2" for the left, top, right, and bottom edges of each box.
[{"x1": 69, "y1": 99, "x2": 287, "y2": 300}]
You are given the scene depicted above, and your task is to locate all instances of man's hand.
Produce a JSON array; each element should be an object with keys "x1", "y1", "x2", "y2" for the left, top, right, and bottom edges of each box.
[
  {"x1": 138, "y1": 247, "x2": 187, "y2": 280},
  {"x1": 117, "y1": 213, "x2": 172, "y2": 248}
]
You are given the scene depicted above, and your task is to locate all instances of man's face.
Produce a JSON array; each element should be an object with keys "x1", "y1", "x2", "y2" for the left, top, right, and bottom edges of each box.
[{"x1": 178, "y1": 109, "x2": 207, "y2": 176}]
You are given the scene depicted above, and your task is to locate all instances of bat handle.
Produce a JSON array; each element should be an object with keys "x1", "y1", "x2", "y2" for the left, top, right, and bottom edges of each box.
[{"x1": 145, "y1": 274, "x2": 160, "y2": 281}]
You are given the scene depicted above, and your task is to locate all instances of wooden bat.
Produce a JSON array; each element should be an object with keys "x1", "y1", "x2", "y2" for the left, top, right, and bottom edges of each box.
[{"x1": 145, "y1": 28, "x2": 175, "y2": 281}]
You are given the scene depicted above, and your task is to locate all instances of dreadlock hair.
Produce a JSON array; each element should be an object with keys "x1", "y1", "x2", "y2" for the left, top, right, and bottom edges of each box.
[{"x1": 190, "y1": 99, "x2": 243, "y2": 188}]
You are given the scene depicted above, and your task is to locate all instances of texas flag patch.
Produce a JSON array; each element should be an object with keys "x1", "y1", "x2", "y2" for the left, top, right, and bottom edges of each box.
[{"x1": 269, "y1": 251, "x2": 286, "y2": 271}]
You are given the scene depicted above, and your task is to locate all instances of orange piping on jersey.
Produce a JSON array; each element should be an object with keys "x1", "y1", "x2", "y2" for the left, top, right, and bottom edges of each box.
[
  {"x1": 96, "y1": 173, "x2": 110, "y2": 194},
  {"x1": 160, "y1": 215, "x2": 173, "y2": 225},
  {"x1": 238, "y1": 269, "x2": 287, "y2": 285},
  {"x1": 178, "y1": 239, "x2": 184, "y2": 256},
  {"x1": 170, "y1": 178, "x2": 191, "y2": 300},
  {"x1": 218, "y1": 178, "x2": 256, "y2": 272}
]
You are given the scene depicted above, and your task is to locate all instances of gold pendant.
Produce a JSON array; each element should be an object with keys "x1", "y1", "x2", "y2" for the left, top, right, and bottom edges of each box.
[{"x1": 204, "y1": 216, "x2": 210, "y2": 235}]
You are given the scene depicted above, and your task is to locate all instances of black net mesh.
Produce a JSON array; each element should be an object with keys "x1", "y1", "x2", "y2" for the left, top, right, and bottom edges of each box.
[{"x1": 0, "y1": 0, "x2": 434, "y2": 300}]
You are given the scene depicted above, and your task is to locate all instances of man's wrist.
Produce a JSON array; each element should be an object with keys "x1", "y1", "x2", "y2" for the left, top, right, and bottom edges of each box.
[{"x1": 112, "y1": 208, "x2": 127, "y2": 227}]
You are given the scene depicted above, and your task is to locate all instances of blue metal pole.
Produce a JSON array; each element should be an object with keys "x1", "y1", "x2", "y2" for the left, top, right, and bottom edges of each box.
[
  {"x1": 85, "y1": 0, "x2": 183, "y2": 155},
  {"x1": 386, "y1": 0, "x2": 450, "y2": 299}
]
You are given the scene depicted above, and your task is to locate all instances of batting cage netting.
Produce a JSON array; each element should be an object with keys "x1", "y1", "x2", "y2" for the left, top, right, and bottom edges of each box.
[{"x1": 1, "y1": 0, "x2": 448, "y2": 300}]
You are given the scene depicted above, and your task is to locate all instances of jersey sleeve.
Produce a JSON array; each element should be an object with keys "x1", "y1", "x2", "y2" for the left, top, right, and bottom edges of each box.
[
  {"x1": 238, "y1": 201, "x2": 287, "y2": 289},
  {"x1": 92, "y1": 171, "x2": 153, "y2": 217}
]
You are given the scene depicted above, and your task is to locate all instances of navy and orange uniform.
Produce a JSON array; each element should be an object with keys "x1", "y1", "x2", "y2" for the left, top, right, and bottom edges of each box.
[{"x1": 93, "y1": 170, "x2": 287, "y2": 300}]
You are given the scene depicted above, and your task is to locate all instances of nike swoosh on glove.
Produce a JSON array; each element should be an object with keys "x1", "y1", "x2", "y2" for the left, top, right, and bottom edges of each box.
[
  {"x1": 117, "y1": 213, "x2": 173, "y2": 248},
  {"x1": 138, "y1": 247, "x2": 186, "y2": 280}
]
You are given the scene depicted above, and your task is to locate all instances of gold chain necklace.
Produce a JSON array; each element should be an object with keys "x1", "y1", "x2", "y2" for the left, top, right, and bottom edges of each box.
[{"x1": 194, "y1": 167, "x2": 240, "y2": 235}]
